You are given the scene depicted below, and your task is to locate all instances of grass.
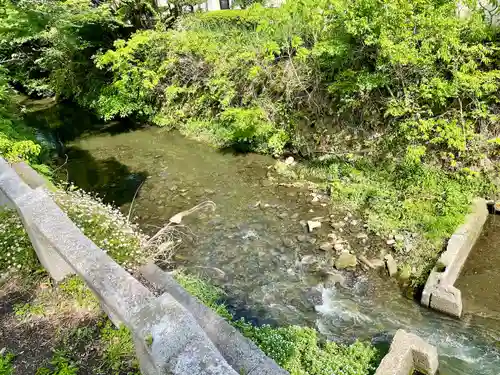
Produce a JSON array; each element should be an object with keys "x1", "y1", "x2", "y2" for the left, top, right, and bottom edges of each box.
[
  {"x1": 35, "y1": 353, "x2": 79, "y2": 375},
  {"x1": 99, "y1": 322, "x2": 140, "y2": 374},
  {"x1": 173, "y1": 272, "x2": 379, "y2": 375},
  {"x1": 0, "y1": 352, "x2": 15, "y2": 375}
]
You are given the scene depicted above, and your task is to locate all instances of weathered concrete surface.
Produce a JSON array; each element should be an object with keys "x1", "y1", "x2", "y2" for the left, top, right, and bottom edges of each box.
[
  {"x1": 140, "y1": 262, "x2": 289, "y2": 375},
  {"x1": 421, "y1": 198, "x2": 488, "y2": 318},
  {"x1": 0, "y1": 157, "x2": 240, "y2": 375},
  {"x1": 375, "y1": 330, "x2": 438, "y2": 375}
]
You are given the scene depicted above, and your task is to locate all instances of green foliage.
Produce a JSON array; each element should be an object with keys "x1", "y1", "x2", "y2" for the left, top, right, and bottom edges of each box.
[
  {"x1": 13, "y1": 301, "x2": 46, "y2": 321},
  {"x1": 173, "y1": 271, "x2": 233, "y2": 319},
  {"x1": 0, "y1": 186, "x2": 149, "y2": 279},
  {"x1": 35, "y1": 353, "x2": 78, "y2": 375},
  {"x1": 0, "y1": 71, "x2": 42, "y2": 163},
  {"x1": 95, "y1": 0, "x2": 500, "y2": 163},
  {"x1": 99, "y1": 322, "x2": 140, "y2": 374},
  {"x1": 236, "y1": 321, "x2": 376, "y2": 375},
  {"x1": 51, "y1": 187, "x2": 148, "y2": 270},
  {"x1": 0, "y1": 0, "x2": 126, "y2": 105},
  {"x1": 0, "y1": 351, "x2": 15, "y2": 375},
  {"x1": 58, "y1": 277, "x2": 99, "y2": 310}
]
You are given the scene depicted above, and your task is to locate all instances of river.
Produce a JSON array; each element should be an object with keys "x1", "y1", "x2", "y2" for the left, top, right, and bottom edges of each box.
[{"x1": 42, "y1": 120, "x2": 500, "y2": 374}]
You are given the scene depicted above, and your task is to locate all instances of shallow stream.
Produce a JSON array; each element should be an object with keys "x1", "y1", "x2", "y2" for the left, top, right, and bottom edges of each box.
[{"x1": 56, "y1": 126, "x2": 500, "y2": 374}]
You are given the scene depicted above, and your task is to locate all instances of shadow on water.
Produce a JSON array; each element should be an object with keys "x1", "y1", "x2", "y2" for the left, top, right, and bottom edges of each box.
[
  {"x1": 62, "y1": 146, "x2": 148, "y2": 206},
  {"x1": 21, "y1": 97, "x2": 142, "y2": 144}
]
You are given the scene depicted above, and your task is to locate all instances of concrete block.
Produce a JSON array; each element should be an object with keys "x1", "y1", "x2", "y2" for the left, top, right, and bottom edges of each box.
[
  {"x1": 375, "y1": 330, "x2": 438, "y2": 375},
  {"x1": 429, "y1": 285, "x2": 462, "y2": 318},
  {"x1": 130, "y1": 293, "x2": 239, "y2": 375}
]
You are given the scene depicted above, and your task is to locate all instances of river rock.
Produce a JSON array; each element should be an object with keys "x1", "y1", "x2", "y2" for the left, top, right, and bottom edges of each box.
[
  {"x1": 307, "y1": 237, "x2": 317, "y2": 245},
  {"x1": 358, "y1": 255, "x2": 375, "y2": 269},
  {"x1": 277, "y1": 212, "x2": 288, "y2": 219},
  {"x1": 334, "y1": 243, "x2": 344, "y2": 252},
  {"x1": 384, "y1": 254, "x2": 398, "y2": 277},
  {"x1": 386, "y1": 239, "x2": 396, "y2": 246},
  {"x1": 331, "y1": 221, "x2": 345, "y2": 229},
  {"x1": 297, "y1": 234, "x2": 307, "y2": 242},
  {"x1": 394, "y1": 234, "x2": 405, "y2": 242},
  {"x1": 319, "y1": 242, "x2": 333, "y2": 251},
  {"x1": 327, "y1": 233, "x2": 337, "y2": 242},
  {"x1": 369, "y1": 258, "x2": 385, "y2": 268},
  {"x1": 290, "y1": 213, "x2": 299, "y2": 219},
  {"x1": 335, "y1": 251, "x2": 357, "y2": 269},
  {"x1": 307, "y1": 220, "x2": 321, "y2": 232},
  {"x1": 284, "y1": 156, "x2": 295, "y2": 165},
  {"x1": 282, "y1": 238, "x2": 295, "y2": 248},
  {"x1": 301, "y1": 255, "x2": 316, "y2": 265},
  {"x1": 324, "y1": 271, "x2": 346, "y2": 287},
  {"x1": 356, "y1": 233, "x2": 368, "y2": 240}
]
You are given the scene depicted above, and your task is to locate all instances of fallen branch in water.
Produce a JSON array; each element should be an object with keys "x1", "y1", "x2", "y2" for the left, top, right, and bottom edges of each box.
[
  {"x1": 144, "y1": 200, "x2": 216, "y2": 265},
  {"x1": 168, "y1": 200, "x2": 216, "y2": 224},
  {"x1": 127, "y1": 180, "x2": 146, "y2": 223}
]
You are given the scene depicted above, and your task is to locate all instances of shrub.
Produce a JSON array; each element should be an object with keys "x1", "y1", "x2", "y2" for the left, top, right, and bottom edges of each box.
[
  {"x1": 0, "y1": 351, "x2": 15, "y2": 375},
  {"x1": 236, "y1": 321, "x2": 377, "y2": 375}
]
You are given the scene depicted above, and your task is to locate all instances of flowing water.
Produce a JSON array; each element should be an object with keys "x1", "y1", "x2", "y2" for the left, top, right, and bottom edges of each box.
[{"x1": 52, "y1": 125, "x2": 500, "y2": 374}]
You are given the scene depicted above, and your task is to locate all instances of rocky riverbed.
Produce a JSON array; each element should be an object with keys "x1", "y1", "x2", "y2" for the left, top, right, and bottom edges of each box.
[{"x1": 59, "y1": 126, "x2": 500, "y2": 375}]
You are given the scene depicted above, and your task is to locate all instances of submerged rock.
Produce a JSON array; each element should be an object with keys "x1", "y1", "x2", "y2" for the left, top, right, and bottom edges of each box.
[
  {"x1": 331, "y1": 221, "x2": 345, "y2": 229},
  {"x1": 319, "y1": 242, "x2": 333, "y2": 251},
  {"x1": 297, "y1": 234, "x2": 307, "y2": 242},
  {"x1": 324, "y1": 271, "x2": 346, "y2": 287},
  {"x1": 335, "y1": 251, "x2": 357, "y2": 269},
  {"x1": 356, "y1": 233, "x2": 368, "y2": 240},
  {"x1": 277, "y1": 212, "x2": 288, "y2": 219}
]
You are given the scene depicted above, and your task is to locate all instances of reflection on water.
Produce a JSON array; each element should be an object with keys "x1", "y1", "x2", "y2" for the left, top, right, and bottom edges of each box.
[{"x1": 63, "y1": 126, "x2": 500, "y2": 375}]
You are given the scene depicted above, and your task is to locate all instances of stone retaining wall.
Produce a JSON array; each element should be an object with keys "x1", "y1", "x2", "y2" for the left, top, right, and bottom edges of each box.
[{"x1": 421, "y1": 198, "x2": 488, "y2": 318}]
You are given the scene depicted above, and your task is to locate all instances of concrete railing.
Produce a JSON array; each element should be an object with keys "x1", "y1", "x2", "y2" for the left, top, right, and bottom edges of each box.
[
  {"x1": 421, "y1": 198, "x2": 488, "y2": 318},
  {"x1": 0, "y1": 157, "x2": 286, "y2": 375}
]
